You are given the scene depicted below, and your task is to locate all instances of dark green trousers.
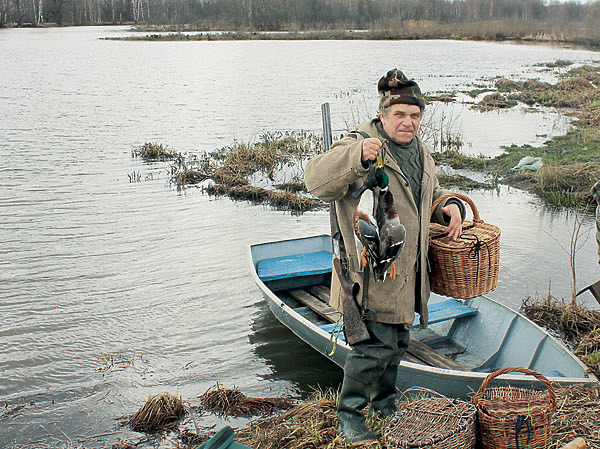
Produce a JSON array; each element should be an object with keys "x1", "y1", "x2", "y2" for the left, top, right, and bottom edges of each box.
[{"x1": 344, "y1": 320, "x2": 410, "y2": 385}]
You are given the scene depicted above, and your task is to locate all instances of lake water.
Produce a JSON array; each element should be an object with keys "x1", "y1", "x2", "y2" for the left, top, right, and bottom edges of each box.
[{"x1": 1, "y1": 26, "x2": 600, "y2": 448}]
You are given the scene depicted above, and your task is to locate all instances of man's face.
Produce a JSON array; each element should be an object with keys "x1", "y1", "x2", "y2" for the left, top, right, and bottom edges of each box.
[{"x1": 379, "y1": 103, "x2": 422, "y2": 145}]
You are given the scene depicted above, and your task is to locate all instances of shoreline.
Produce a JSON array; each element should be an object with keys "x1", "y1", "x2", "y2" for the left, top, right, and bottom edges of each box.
[
  {"x1": 3, "y1": 21, "x2": 600, "y2": 50},
  {"x1": 102, "y1": 27, "x2": 600, "y2": 50}
]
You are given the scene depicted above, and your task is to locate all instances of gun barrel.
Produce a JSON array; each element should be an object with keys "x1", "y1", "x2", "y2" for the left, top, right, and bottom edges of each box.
[{"x1": 321, "y1": 102, "x2": 332, "y2": 152}]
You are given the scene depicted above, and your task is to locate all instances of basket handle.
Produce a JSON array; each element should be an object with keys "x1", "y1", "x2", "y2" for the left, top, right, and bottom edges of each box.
[
  {"x1": 471, "y1": 366, "x2": 556, "y2": 411},
  {"x1": 430, "y1": 193, "x2": 481, "y2": 223}
]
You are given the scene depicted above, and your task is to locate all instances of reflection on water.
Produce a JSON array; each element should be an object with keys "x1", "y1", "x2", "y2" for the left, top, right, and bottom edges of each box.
[
  {"x1": 1, "y1": 26, "x2": 600, "y2": 447},
  {"x1": 249, "y1": 299, "x2": 344, "y2": 394}
]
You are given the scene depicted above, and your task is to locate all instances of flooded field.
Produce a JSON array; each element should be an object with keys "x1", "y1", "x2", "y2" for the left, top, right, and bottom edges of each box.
[{"x1": 1, "y1": 26, "x2": 600, "y2": 447}]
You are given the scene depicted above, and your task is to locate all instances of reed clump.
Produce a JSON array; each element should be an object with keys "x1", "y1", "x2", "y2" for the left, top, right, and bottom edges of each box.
[
  {"x1": 532, "y1": 163, "x2": 600, "y2": 207},
  {"x1": 174, "y1": 131, "x2": 326, "y2": 212},
  {"x1": 521, "y1": 296, "x2": 600, "y2": 378},
  {"x1": 200, "y1": 384, "x2": 294, "y2": 417},
  {"x1": 132, "y1": 142, "x2": 176, "y2": 161},
  {"x1": 128, "y1": 392, "x2": 185, "y2": 432}
]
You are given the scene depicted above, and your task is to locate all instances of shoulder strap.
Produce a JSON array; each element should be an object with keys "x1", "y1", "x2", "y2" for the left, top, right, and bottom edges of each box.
[{"x1": 355, "y1": 130, "x2": 370, "y2": 139}]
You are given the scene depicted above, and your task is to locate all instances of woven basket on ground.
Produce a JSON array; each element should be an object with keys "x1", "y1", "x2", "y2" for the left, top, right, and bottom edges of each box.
[
  {"x1": 471, "y1": 367, "x2": 557, "y2": 449},
  {"x1": 429, "y1": 193, "x2": 500, "y2": 299},
  {"x1": 384, "y1": 387, "x2": 477, "y2": 449}
]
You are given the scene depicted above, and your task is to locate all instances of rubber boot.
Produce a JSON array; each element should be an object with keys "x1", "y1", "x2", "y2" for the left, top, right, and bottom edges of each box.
[
  {"x1": 369, "y1": 364, "x2": 399, "y2": 418},
  {"x1": 337, "y1": 375, "x2": 377, "y2": 445}
]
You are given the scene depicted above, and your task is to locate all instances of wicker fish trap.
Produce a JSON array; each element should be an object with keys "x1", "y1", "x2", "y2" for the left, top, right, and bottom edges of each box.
[
  {"x1": 472, "y1": 367, "x2": 557, "y2": 449},
  {"x1": 384, "y1": 387, "x2": 476, "y2": 449},
  {"x1": 429, "y1": 193, "x2": 500, "y2": 299}
]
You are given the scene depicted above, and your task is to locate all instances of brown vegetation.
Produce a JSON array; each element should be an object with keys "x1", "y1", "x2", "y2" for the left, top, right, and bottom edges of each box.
[
  {"x1": 521, "y1": 296, "x2": 600, "y2": 378},
  {"x1": 234, "y1": 386, "x2": 600, "y2": 449},
  {"x1": 438, "y1": 62, "x2": 600, "y2": 208},
  {"x1": 437, "y1": 174, "x2": 494, "y2": 191},
  {"x1": 128, "y1": 392, "x2": 186, "y2": 432},
  {"x1": 200, "y1": 384, "x2": 294, "y2": 417},
  {"x1": 173, "y1": 131, "x2": 326, "y2": 212},
  {"x1": 132, "y1": 142, "x2": 176, "y2": 161}
]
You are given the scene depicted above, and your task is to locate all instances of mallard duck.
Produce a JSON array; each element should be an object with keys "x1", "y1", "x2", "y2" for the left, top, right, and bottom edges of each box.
[
  {"x1": 353, "y1": 189, "x2": 380, "y2": 268},
  {"x1": 353, "y1": 188, "x2": 405, "y2": 282},
  {"x1": 375, "y1": 189, "x2": 406, "y2": 281}
]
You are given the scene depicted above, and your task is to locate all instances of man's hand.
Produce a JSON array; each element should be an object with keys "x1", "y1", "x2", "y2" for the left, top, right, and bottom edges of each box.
[
  {"x1": 361, "y1": 138, "x2": 382, "y2": 163},
  {"x1": 441, "y1": 203, "x2": 462, "y2": 241}
]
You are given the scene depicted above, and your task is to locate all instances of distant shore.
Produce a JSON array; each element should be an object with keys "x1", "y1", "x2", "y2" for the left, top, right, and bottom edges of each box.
[{"x1": 97, "y1": 20, "x2": 600, "y2": 49}]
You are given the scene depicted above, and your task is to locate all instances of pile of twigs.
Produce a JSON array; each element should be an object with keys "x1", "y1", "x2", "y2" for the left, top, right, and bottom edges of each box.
[
  {"x1": 553, "y1": 384, "x2": 600, "y2": 447},
  {"x1": 128, "y1": 392, "x2": 186, "y2": 432},
  {"x1": 200, "y1": 384, "x2": 294, "y2": 418}
]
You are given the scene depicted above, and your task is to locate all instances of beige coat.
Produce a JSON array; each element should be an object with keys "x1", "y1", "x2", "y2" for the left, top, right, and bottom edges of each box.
[{"x1": 304, "y1": 120, "x2": 461, "y2": 326}]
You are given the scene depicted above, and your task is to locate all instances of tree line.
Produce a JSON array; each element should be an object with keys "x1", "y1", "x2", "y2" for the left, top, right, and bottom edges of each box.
[{"x1": 1, "y1": 0, "x2": 599, "y2": 30}]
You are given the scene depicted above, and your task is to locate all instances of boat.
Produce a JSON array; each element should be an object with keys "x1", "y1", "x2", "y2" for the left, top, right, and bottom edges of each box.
[{"x1": 249, "y1": 234, "x2": 597, "y2": 398}]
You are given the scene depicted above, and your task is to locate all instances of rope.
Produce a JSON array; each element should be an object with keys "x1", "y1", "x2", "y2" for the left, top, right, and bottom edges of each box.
[
  {"x1": 515, "y1": 414, "x2": 532, "y2": 449},
  {"x1": 460, "y1": 233, "x2": 492, "y2": 287}
]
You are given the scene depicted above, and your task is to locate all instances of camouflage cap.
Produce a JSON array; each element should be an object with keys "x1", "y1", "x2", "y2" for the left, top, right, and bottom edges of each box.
[{"x1": 378, "y1": 69, "x2": 425, "y2": 110}]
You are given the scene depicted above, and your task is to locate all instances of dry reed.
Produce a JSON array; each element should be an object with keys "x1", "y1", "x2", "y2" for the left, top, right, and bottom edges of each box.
[
  {"x1": 235, "y1": 390, "x2": 353, "y2": 449},
  {"x1": 552, "y1": 384, "x2": 600, "y2": 447},
  {"x1": 200, "y1": 384, "x2": 294, "y2": 418},
  {"x1": 128, "y1": 392, "x2": 186, "y2": 432},
  {"x1": 521, "y1": 296, "x2": 600, "y2": 378},
  {"x1": 132, "y1": 142, "x2": 176, "y2": 161}
]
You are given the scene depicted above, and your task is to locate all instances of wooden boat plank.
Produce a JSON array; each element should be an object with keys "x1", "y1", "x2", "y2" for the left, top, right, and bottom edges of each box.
[
  {"x1": 307, "y1": 285, "x2": 330, "y2": 302},
  {"x1": 292, "y1": 288, "x2": 466, "y2": 370},
  {"x1": 288, "y1": 289, "x2": 342, "y2": 322},
  {"x1": 407, "y1": 338, "x2": 465, "y2": 370}
]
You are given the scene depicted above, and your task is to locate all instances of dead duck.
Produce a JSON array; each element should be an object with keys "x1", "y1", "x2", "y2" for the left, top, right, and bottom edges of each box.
[
  {"x1": 353, "y1": 188, "x2": 406, "y2": 282},
  {"x1": 353, "y1": 189, "x2": 380, "y2": 268},
  {"x1": 374, "y1": 189, "x2": 406, "y2": 281}
]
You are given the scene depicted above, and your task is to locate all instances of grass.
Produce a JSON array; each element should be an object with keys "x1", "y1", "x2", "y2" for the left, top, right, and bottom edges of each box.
[
  {"x1": 437, "y1": 174, "x2": 495, "y2": 191},
  {"x1": 132, "y1": 142, "x2": 176, "y2": 161},
  {"x1": 434, "y1": 62, "x2": 600, "y2": 208},
  {"x1": 170, "y1": 131, "x2": 327, "y2": 212}
]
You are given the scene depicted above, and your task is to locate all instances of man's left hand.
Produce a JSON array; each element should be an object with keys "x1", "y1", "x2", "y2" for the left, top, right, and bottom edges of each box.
[{"x1": 441, "y1": 203, "x2": 462, "y2": 241}]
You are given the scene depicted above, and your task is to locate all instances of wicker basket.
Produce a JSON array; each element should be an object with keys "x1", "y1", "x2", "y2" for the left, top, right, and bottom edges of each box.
[
  {"x1": 384, "y1": 387, "x2": 477, "y2": 449},
  {"x1": 429, "y1": 193, "x2": 500, "y2": 299},
  {"x1": 471, "y1": 367, "x2": 557, "y2": 449}
]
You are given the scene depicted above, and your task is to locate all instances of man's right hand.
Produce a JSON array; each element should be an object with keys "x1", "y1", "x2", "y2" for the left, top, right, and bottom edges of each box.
[{"x1": 361, "y1": 138, "x2": 382, "y2": 164}]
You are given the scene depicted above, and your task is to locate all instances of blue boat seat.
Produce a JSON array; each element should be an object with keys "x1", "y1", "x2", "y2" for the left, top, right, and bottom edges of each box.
[
  {"x1": 319, "y1": 299, "x2": 477, "y2": 341},
  {"x1": 257, "y1": 251, "x2": 332, "y2": 281}
]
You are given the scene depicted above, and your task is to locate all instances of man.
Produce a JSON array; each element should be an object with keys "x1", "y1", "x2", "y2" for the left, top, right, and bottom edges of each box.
[{"x1": 304, "y1": 69, "x2": 465, "y2": 444}]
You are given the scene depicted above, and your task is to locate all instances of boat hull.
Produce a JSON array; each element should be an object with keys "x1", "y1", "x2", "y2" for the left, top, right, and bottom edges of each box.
[{"x1": 250, "y1": 235, "x2": 597, "y2": 398}]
